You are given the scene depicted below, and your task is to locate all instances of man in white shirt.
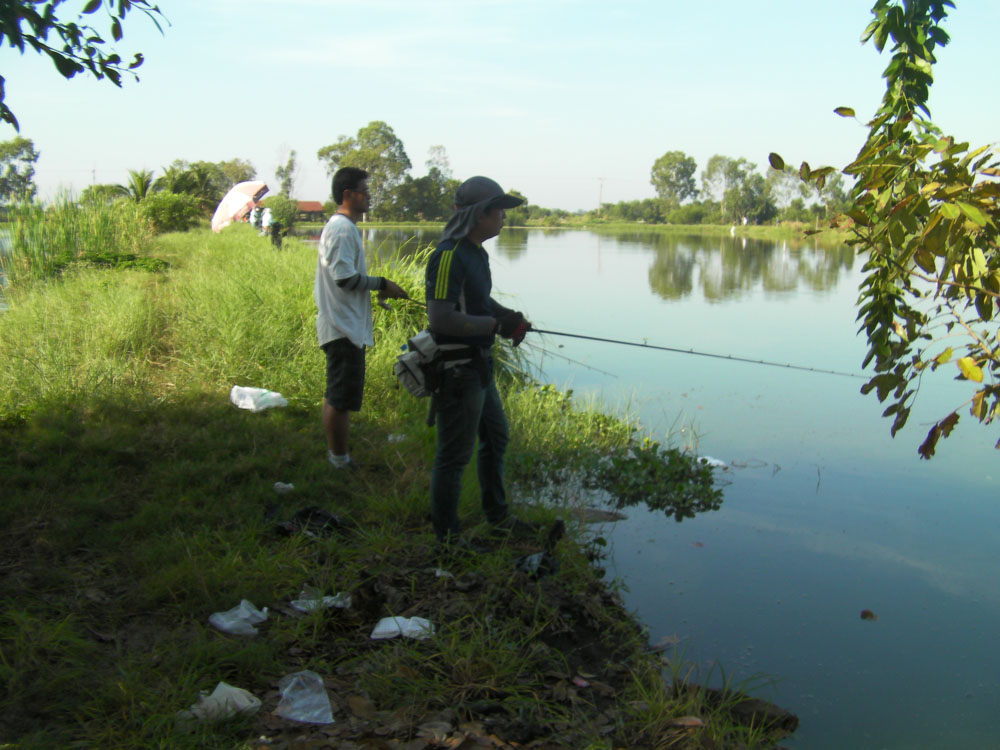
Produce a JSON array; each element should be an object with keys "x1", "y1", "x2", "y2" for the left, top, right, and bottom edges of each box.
[{"x1": 315, "y1": 167, "x2": 408, "y2": 470}]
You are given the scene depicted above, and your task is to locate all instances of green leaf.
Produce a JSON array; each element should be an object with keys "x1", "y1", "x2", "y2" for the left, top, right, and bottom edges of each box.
[
  {"x1": 834, "y1": 106, "x2": 856, "y2": 118},
  {"x1": 939, "y1": 203, "x2": 960, "y2": 220},
  {"x1": 971, "y1": 390, "x2": 985, "y2": 420},
  {"x1": 768, "y1": 153, "x2": 785, "y2": 171},
  {"x1": 861, "y1": 19, "x2": 880, "y2": 43},
  {"x1": 957, "y1": 357, "x2": 984, "y2": 383},
  {"x1": 918, "y1": 424, "x2": 941, "y2": 459},
  {"x1": 934, "y1": 347, "x2": 953, "y2": 365},
  {"x1": 111, "y1": 17, "x2": 123, "y2": 41},
  {"x1": 82, "y1": 0, "x2": 103, "y2": 12},
  {"x1": 971, "y1": 247, "x2": 989, "y2": 276},
  {"x1": 799, "y1": 161, "x2": 811, "y2": 181},
  {"x1": 46, "y1": 50, "x2": 82, "y2": 79},
  {"x1": 890, "y1": 406, "x2": 910, "y2": 437},
  {"x1": 956, "y1": 201, "x2": 988, "y2": 226},
  {"x1": 974, "y1": 293, "x2": 994, "y2": 322},
  {"x1": 939, "y1": 411, "x2": 960, "y2": 437},
  {"x1": 914, "y1": 249, "x2": 936, "y2": 273}
]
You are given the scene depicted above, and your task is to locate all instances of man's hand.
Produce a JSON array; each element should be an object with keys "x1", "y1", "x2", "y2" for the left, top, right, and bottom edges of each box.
[
  {"x1": 382, "y1": 279, "x2": 409, "y2": 300},
  {"x1": 497, "y1": 311, "x2": 531, "y2": 347}
]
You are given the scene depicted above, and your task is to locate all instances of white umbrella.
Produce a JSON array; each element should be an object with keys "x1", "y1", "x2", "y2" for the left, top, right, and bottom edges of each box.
[{"x1": 211, "y1": 181, "x2": 269, "y2": 232}]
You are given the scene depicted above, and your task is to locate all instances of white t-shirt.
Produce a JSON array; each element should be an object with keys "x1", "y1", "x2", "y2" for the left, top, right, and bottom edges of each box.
[{"x1": 314, "y1": 214, "x2": 373, "y2": 348}]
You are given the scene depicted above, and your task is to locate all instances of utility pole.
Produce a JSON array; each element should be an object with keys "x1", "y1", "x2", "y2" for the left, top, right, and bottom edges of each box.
[{"x1": 597, "y1": 177, "x2": 604, "y2": 217}]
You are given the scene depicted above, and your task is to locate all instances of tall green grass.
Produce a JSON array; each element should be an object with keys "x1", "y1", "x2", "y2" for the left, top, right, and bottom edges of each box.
[
  {"x1": 0, "y1": 224, "x2": 761, "y2": 749},
  {"x1": 0, "y1": 197, "x2": 154, "y2": 285}
]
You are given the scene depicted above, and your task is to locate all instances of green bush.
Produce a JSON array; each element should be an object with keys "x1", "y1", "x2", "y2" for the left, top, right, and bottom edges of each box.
[
  {"x1": 139, "y1": 191, "x2": 202, "y2": 234},
  {"x1": 666, "y1": 202, "x2": 713, "y2": 225},
  {"x1": 261, "y1": 194, "x2": 297, "y2": 230}
]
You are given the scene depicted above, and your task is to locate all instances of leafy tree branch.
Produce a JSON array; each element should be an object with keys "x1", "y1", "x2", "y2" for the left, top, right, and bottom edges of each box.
[
  {"x1": 772, "y1": 0, "x2": 999, "y2": 458},
  {"x1": 0, "y1": 0, "x2": 166, "y2": 130}
]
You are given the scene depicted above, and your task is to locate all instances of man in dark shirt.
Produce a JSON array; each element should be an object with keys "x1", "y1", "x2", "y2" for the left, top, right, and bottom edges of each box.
[{"x1": 424, "y1": 176, "x2": 536, "y2": 550}]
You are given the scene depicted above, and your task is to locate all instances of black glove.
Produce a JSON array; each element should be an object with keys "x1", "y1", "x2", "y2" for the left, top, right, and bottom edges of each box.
[{"x1": 497, "y1": 311, "x2": 531, "y2": 347}]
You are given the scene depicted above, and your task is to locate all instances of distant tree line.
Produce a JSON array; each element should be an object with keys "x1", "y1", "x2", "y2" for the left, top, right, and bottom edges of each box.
[
  {"x1": 2, "y1": 126, "x2": 851, "y2": 232},
  {"x1": 592, "y1": 151, "x2": 849, "y2": 227}
]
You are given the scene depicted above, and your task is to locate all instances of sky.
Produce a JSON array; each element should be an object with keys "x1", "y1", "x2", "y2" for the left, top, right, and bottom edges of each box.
[{"x1": 6, "y1": 0, "x2": 999, "y2": 211}]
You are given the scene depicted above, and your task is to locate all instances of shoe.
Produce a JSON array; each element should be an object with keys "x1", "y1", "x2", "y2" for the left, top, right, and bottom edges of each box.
[
  {"x1": 328, "y1": 453, "x2": 361, "y2": 471},
  {"x1": 491, "y1": 515, "x2": 540, "y2": 536}
]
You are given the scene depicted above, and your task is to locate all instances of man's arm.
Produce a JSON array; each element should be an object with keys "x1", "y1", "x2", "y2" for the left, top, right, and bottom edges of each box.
[
  {"x1": 427, "y1": 299, "x2": 497, "y2": 337},
  {"x1": 337, "y1": 273, "x2": 386, "y2": 292},
  {"x1": 489, "y1": 296, "x2": 515, "y2": 318}
]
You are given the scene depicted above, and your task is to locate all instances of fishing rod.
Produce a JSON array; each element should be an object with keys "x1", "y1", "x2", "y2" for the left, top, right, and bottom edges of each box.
[
  {"x1": 528, "y1": 328, "x2": 867, "y2": 379},
  {"x1": 379, "y1": 297, "x2": 864, "y2": 379}
]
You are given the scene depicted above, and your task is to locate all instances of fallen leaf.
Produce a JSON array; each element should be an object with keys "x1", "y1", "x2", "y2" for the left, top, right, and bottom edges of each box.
[
  {"x1": 671, "y1": 716, "x2": 705, "y2": 728},
  {"x1": 347, "y1": 694, "x2": 378, "y2": 720}
]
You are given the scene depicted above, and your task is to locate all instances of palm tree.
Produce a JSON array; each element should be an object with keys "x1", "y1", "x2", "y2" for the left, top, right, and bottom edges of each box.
[
  {"x1": 116, "y1": 168, "x2": 155, "y2": 202},
  {"x1": 154, "y1": 162, "x2": 193, "y2": 194}
]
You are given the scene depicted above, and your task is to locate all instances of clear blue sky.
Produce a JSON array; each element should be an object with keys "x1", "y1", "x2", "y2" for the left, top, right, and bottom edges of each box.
[{"x1": 7, "y1": 0, "x2": 998, "y2": 210}]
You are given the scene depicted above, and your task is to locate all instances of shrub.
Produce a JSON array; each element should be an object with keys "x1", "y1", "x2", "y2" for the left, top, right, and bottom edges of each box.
[
  {"x1": 139, "y1": 192, "x2": 202, "y2": 234},
  {"x1": 261, "y1": 194, "x2": 298, "y2": 230}
]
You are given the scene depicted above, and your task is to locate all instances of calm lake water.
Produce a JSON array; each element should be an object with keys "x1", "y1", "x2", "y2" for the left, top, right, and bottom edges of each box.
[{"x1": 359, "y1": 227, "x2": 999, "y2": 749}]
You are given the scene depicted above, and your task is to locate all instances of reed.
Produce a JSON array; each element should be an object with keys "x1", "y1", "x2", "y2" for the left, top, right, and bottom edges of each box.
[{"x1": 0, "y1": 196, "x2": 154, "y2": 285}]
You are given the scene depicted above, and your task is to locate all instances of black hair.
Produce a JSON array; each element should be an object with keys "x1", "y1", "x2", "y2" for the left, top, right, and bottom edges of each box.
[{"x1": 332, "y1": 167, "x2": 369, "y2": 205}]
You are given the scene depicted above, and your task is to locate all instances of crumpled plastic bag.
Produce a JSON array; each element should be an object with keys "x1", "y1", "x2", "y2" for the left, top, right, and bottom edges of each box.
[
  {"x1": 290, "y1": 586, "x2": 352, "y2": 613},
  {"x1": 370, "y1": 616, "x2": 434, "y2": 640},
  {"x1": 177, "y1": 681, "x2": 261, "y2": 723},
  {"x1": 275, "y1": 670, "x2": 334, "y2": 724},
  {"x1": 209, "y1": 599, "x2": 269, "y2": 636},
  {"x1": 273, "y1": 482, "x2": 295, "y2": 494},
  {"x1": 515, "y1": 550, "x2": 558, "y2": 578},
  {"x1": 230, "y1": 385, "x2": 288, "y2": 412}
]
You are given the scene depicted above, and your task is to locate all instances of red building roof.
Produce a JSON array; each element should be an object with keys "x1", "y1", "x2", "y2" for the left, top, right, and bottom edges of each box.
[{"x1": 298, "y1": 201, "x2": 324, "y2": 212}]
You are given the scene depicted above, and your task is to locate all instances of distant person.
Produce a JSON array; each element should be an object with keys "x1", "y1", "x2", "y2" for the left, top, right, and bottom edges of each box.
[
  {"x1": 251, "y1": 206, "x2": 262, "y2": 230},
  {"x1": 270, "y1": 220, "x2": 283, "y2": 249},
  {"x1": 315, "y1": 167, "x2": 409, "y2": 471},
  {"x1": 260, "y1": 207, "x2": 273, "y2": 236},
  {"x1": 424, "y1": 175, "x2": 538, "y2": 551}
]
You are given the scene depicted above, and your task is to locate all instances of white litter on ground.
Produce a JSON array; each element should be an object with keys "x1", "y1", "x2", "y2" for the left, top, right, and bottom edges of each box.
[
  {"x1": 208, "y1": 599, "x2": 269, "y2": 636},
  {"x1": 230, "y1": 385, "x2": 288, "y2": 412},
  {"x1": 177, "y1": 681, "x2": 261, "y2": 723},
  {"x1": 370, "y1": 616, "x2": 435, "y2": 640}
]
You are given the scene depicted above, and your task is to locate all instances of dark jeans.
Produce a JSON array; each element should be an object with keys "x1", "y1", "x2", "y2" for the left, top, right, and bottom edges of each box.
[{"x1": 430, "y1": 357, "x2": 509, "y2": 540}]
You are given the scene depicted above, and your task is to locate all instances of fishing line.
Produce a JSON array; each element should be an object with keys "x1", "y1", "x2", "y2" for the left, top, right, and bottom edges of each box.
[
  {"x1": 529, "y1": 328, "x2": 867, "y2": 380},
  {"x1": 519, "y1": 339, "x2": 619, "y2": 378},
  {"x1": 378, "y1": 297, "x2": 865, "y2": 379}
]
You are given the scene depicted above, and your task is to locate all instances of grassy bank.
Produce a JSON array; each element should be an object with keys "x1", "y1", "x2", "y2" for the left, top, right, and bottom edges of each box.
[{"x1": 0, "y1": 223, "x2": 794, "y2": 748}]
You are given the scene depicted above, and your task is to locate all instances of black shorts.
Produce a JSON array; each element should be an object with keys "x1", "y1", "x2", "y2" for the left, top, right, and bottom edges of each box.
[{"x1": 323, "y1": 338, "x2": 366, "y2": 412}]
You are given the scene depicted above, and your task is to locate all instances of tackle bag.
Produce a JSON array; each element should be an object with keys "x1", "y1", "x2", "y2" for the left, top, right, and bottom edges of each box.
[{"x1": 393, "y1": 330, "x2": 474, "y2": 398}]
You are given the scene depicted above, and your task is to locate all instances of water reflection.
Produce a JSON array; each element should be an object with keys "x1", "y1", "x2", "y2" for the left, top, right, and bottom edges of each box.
[
  {"x1": 643, "y1": 235, "x2": 856, "y2": 302},
  {"x1": 319, "y1": 227, "x2": 857, "y2": 304},
  {"x1": 494, "y1": 228, "x2": 529, "y2": 260}
]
